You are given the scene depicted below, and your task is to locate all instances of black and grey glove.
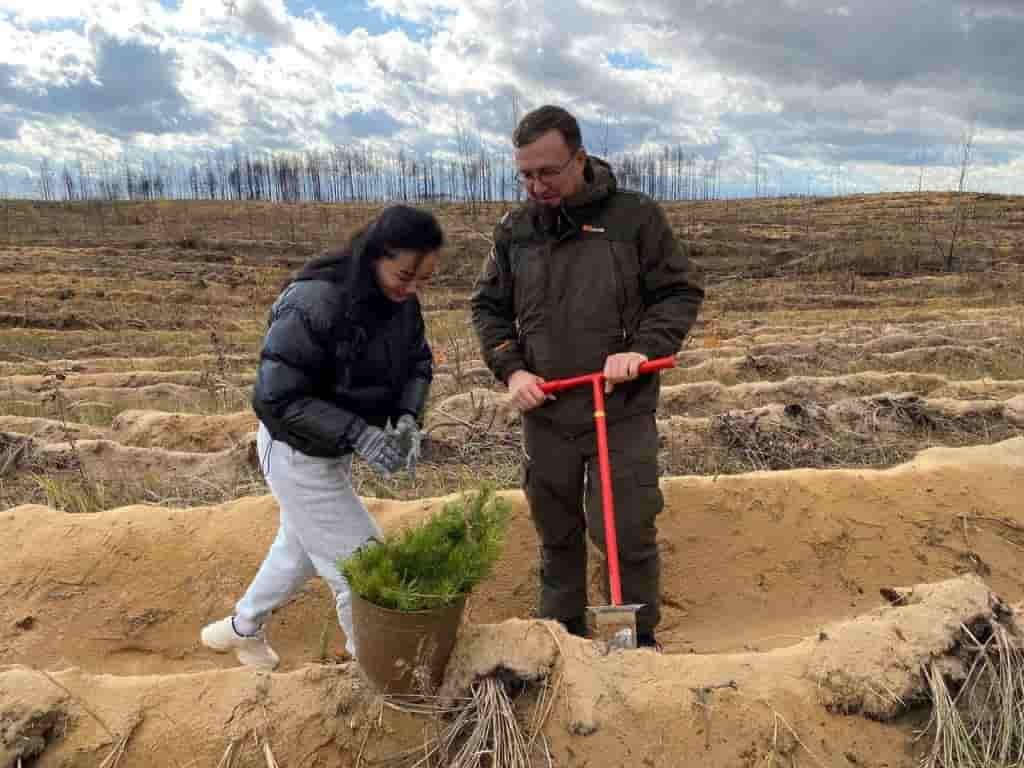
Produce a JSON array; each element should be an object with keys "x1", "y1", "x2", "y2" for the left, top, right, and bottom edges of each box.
[
  {"x1": 393, "y1": 413, "x2": 423, "y2": 478},
  {"x1": 353, "y1": 425, "x2": 403, "y2": 477}
]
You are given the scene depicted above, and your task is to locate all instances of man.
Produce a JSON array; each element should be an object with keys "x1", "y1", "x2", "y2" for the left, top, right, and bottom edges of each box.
[{"x1": 470, "y1": 105, "x2": 704, "y2": 648}]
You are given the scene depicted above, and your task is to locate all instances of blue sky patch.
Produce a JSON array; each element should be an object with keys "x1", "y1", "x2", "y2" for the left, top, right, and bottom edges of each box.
[
  {"x1": 606, "y1": 50, "x2": 662, "y2": 71},
  {"x1": 22, "y1": 18, "x2": 86, "y2": 33},
  {"x1": 285, "y1": 0, "x2": 435, "y2": 41}
]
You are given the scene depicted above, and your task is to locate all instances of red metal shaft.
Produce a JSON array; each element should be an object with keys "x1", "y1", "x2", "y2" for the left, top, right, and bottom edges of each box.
[
  {"x1": 591, "y1": 376, "x2": 623, "y2": 605},
  {"x1": 531, "y1": 356, "x2": 677, "y2": 609}
]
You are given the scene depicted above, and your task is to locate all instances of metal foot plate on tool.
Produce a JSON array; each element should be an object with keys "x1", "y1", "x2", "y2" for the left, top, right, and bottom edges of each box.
[{"x1": 587, "y1": 604, "x2": 645, "y2": 651}]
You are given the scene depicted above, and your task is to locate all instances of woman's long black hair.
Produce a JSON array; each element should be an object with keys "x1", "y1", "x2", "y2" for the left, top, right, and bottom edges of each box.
[{"x1": 293, "y1": 205, "x2": 444, "y2": 289}]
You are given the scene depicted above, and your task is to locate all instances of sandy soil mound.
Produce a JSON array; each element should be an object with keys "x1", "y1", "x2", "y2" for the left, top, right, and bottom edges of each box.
[
  {"x1": 3, "y1": 382, "x2": 252, "y2": 417},
  {"x1": 718, "y1": 314, "x2": 1017, "y2": 348},
  {"x1": 862, "y1": 333, "x2": 958, "y2": 353},
  {"x1": 0, "y1": 415, "x2": 107, "y2": 442},
  {"x1": 933, "y1": 378, "x2": 1024, "y2": 400},
  {"x1": 0, "y1": 433, "x2": 263, "y2": 504},
  {"x1": 660, "y1": 372, "x2": 1024, "y2": 416},
  {"x1": 428, "y1": 378, "x2": 1024, "y2": 438},
  {"x1": 663, "y1": 353, "x2": 810, "y2": 384},
  {"x1": 109, "y1": 409, "x2": 258, "y2": 452},
  {"x1": 873, "y1": 344, "x2": 1010, "y2": 367},
  {"x1": 659, "y1": 392, "x2": 1024, "y2": 472},
  {"x1": 4, "y1": 369, "x2": 253, "y2": 392},
  {"x1": 3, "y1": 437, "x2": 1023, "y2": 681},
  {"x1": 29, "y1": 437, "x2": 260, "y2": 489},
  {"x1": 2, "y1": 576, "x2": 1019, "y2": 768},
  {"x1": 0, "y1": 353, "x2": 253, "y2": 377},
  {"x1": 426, "y1": 329, "x2": 1017, "y2": 389},
  {"x1": 665, "y1": 338, "x2": 1015, "y2": 384},
  {"x1": 424, "y1": 388, "x2": 1023, "y2": 474}
]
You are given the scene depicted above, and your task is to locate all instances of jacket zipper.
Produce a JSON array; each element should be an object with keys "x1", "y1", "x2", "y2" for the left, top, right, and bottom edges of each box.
[{"x1": 609, "y1": 241, "x2": 628, "y2": 342}]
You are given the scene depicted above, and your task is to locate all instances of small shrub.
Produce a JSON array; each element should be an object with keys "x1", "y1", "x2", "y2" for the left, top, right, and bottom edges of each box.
[{"x1": 339, "y1": 485, "x2": 509, "y2": 611}]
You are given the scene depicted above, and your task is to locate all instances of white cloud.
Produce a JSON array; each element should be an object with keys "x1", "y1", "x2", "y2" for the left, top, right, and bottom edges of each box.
[
  {"x1": 8, "y1": 116, "x2": 123, "y2": 160},
  {"x1": 0, "y1": 18, "x2": 94, "y2": 85},
  {"x1": 0, "y1": 0, "x2": 1021, "y2": 195}
]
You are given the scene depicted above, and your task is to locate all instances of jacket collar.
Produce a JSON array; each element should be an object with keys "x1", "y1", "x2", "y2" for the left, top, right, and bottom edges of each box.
[{"x1": 529, "y1": 155, "x2": 617, "y2": 241}]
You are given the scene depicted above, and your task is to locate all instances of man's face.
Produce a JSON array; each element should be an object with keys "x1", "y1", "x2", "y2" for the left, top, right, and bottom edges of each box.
[{"x1": 514, "y1": 129, "x2": 586, "y2": 207}]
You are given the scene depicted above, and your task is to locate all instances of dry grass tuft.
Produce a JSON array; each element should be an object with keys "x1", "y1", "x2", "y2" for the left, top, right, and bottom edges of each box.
[
  {"x1": 97, "y1": 718, "x2": 140, "y2": 768},
  {"x1": 376, "y1": 673, "x2": 555, "y2": 768},
  {"x1": 919, "y1": 619, "x2": 1024, "y2": 768},
  {"x1": 702, "y1": 394, "x2": 1022, "y2": 475}
]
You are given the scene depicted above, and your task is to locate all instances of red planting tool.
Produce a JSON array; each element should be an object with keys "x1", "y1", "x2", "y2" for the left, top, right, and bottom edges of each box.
[{"x1": 538, "y1": 355, "x2": 676, "y2": 649}]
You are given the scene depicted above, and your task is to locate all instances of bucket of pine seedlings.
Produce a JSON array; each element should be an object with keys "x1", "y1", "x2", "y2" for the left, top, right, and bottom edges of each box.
[{"x1": 339, "y1": 485, "x2": 509, "y2": 697}]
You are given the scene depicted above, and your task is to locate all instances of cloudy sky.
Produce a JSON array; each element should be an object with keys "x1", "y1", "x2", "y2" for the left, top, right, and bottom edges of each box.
[{"x1": 0, "y1": 0, "x2": 1022, "y2": 197}]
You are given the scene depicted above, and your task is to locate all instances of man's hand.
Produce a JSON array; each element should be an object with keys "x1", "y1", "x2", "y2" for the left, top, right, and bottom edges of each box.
[
  {"x1": 507, "y1": 370, "x2": 549, "y2": 412},
  {"x1": 603, "y1": 352, "x2": 649, "y2": 393},
  {"x1": 353, "y1": 425, "x2": 403, "y2": 477}
]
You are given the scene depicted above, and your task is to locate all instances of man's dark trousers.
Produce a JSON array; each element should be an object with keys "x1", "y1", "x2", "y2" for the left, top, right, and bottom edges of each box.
[{"x1": 521, "y1": 410, "x2": 663, "y2": 636}]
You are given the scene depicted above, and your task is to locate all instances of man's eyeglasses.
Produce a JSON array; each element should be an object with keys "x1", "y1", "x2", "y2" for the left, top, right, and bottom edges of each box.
[{"x1": 516, "y1": 154, "x2": 576, "y2": 185}]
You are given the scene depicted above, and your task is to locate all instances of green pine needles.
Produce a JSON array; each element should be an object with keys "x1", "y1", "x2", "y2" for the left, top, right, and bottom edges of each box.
[{"x1": 339, "y1": 485, "x2": 510, "y2": 612}]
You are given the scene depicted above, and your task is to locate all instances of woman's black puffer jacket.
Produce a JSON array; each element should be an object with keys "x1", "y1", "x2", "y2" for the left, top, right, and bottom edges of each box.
[{"x1": 251, "y1": 235, "x2": 432, "y2": 458}]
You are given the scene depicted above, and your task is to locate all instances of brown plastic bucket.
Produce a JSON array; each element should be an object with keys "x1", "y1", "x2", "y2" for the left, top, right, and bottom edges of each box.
[{"x1": 351, "y1": 593, "x2": 467, "y2": 696}]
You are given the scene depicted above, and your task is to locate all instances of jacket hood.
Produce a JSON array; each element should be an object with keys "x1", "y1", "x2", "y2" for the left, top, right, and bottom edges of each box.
[{"x1": 564, "y1": 155, "x2": 617, "y2": 208}]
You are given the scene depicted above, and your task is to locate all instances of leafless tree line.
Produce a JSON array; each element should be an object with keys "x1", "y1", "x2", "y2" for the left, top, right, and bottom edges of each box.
[
  {"x1": 32, "y1": 143, "x2": 729, "y2": 205},
  {"x1": 616, "y1": 147, "x2": 723, "y2": 201}
]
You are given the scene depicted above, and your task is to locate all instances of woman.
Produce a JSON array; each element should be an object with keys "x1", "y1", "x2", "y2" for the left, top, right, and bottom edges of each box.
[{"x1": 201, "y1": 204, "x2": 443, "y2": 669}]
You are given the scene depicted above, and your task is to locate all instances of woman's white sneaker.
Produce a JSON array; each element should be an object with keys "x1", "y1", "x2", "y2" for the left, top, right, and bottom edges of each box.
[{"x1": 200, "y1": 616, "x2": 280, "y2": 670}]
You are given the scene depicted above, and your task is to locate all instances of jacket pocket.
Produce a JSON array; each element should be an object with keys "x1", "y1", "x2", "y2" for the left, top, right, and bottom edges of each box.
[
  {"x1": 633, "y1": 461, "x2": 664, "y2": 520},
  {"x1": 566, "y1": 237, "x2": 622, "y2": 335}
]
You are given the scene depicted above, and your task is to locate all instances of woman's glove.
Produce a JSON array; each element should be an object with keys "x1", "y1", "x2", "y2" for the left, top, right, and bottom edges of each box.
[
  {"x1": 394, "y1": 413, "x2": 423, "y2": 478},
  {"x1": 353, "y1": 425, "x2": 403, "y2": 477}
]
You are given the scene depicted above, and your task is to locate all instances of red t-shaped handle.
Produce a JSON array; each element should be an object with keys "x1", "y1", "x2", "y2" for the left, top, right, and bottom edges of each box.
[{"x1": 539, "y1": 355, "x2": 676, "y2": 395}]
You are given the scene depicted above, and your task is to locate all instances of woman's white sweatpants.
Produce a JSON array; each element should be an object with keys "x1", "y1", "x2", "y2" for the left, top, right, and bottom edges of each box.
[{"x1": 235, "y1": 423, "x2": 382, "y2": 655}]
